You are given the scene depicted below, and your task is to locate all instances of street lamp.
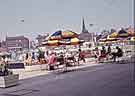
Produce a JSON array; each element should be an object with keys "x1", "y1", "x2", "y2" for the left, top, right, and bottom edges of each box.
[{"x1": 89, "y1": 24, "x2": 96, "y2": 47}]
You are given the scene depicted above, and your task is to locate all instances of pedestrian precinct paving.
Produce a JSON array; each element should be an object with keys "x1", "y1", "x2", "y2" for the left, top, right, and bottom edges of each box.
[
  {"x1": 11, "y1": 54, "x2": 134, "y2": 80},
  {"x1": 0, "y1": 62, "x2": 133, "y2": 96},
  {"x1": 12, "y1": 58, "x2": 99, "y2": 80}
]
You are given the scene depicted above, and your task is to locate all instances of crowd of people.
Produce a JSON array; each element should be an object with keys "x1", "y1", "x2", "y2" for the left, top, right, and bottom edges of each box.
[
  {"x1": 94, "y1": 45, "x2": 123, "y2": 62},
  {"x1": 18, "y1": 44, "x2": 124, "y2": 71},
  {"x1": 0, "y1": 45, "x2": 124, "y2": 71}
]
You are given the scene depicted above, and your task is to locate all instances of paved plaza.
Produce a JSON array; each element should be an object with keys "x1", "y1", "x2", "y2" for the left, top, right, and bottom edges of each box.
[{"x1": 0, "y1": 62, "x2": 134, "y2": 96}]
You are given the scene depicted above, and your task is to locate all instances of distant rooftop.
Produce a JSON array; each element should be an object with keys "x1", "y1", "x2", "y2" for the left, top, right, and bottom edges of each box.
[{"x1": 6, "y1": 36, "x2": 28, "y2": 40}]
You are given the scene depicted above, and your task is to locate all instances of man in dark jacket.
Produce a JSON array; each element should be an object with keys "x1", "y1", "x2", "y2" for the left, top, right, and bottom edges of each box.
[{"x1": 112, "y1": 46, "x2": 123, "y2": 62}]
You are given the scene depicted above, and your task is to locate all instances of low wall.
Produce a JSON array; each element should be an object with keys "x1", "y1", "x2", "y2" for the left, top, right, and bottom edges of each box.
[
  {"x1": 12, "y1": 64, "x2": 48, "y2": 74},
  {"x1": 0, "y1": 74, "x2": 19, "y2": 88}
]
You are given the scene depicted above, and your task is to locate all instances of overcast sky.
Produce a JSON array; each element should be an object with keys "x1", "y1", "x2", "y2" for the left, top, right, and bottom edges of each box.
[{"x1": 0, "y1": 0, "x2": 133, "y2": 40}]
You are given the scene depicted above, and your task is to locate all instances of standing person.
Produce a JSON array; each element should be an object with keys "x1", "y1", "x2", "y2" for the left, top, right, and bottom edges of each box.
[
  {"x1": 106, "y1": 45, "x2": 111, "y2": 60},
  {"x1": 101, "y1": 46, "x2": 106, "y2": 55},
  {"x1": 116, "y1": 46, "x2": 123, "y2": 57},
  {"x1": 107, "y1": 45, "x2": 111, "y2": 55},
  {"x1": 98, "y1": 46, "x2": 107, "y2": 61},
  {"x1": 26, "y1": 53, "x2": 28, "y2": 60},
  {"x1": 112, "y1": 46, "x2": 123, "y2": 62},
  {"x1": 27, "y1": 53, "x2": 32, "y2": 65},
  {"x1": 0, "y1": 57, "x2": 9, "y2": 76},
  {"x1": 32, "y1": 52, "x2": 35, "y2": 64},
  {"x1": 18, "y1": 54, "x2": 23, "y2": 61},
  {"x1": 48, "y1": 52, "x2": 57, "y2": 70},
  {"x1": 11, "y1": 51, "x2": 16, "y2": 60},
  {"x1": 44, "y1": 51, "x2": 49, "y2": 60},
  {"x1": 25, "y1": 53, "x2": 29, "y2": 65},
  {"x1": 46, "y1": 50, "x2": 49, "y2": 57},
  {"x1": 32, "y1": 52, "x2": 35, "y2": 60},
  {"x1": 78, "y1": 49, "x2": 86, "y2": 65},
  {"x1": 5, "y1": 56, "x2": 8, "y2": 64},
  {"x1": 94, "y1": 47, "x2": 100, "y2": 62}
]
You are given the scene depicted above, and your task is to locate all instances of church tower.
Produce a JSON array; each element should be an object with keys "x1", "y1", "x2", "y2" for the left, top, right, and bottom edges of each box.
[{"x1": 82, "y1": 18, "x2": 88, "y2": 33}]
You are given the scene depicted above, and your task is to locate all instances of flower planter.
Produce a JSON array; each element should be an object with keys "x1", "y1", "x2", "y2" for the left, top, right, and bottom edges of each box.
[{"x1": 0, "y1": 74, "x2": 19, "y2": 88}]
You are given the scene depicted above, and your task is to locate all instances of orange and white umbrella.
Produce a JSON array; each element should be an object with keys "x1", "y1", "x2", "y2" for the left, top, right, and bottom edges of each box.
[
  {"x1": 59, "y1": 37, "x2": 84, "y2": 45},
  {"x1": 109, "y1": 32, "x2": 118, "y2": 38},
  {"x1": 42, "y1": 40, "x2": 59, "y2": 46},
  {"x1": 70, "y1": 37, "x2": 84, "y2": 45},
  {"x1": 48, "y1": 30, "x2": 78, "y2": 40},
  {"x1": 62, "y1": 31, "x2": 78, "y2": 38},
  {"x1": 118, "y1": 29, "x2": 129, "y2": 38}
]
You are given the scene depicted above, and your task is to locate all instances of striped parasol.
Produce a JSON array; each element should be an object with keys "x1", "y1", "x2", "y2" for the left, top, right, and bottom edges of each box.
[
  {"x1": 117, "y1": 29, "x2": 129, "y2": 38},
  {"x1": 41, "y1": 31, "x2": 84, "y2": 46},
  {"x1": 48, "y1": 30, "x2": 78, "y2": 40}
]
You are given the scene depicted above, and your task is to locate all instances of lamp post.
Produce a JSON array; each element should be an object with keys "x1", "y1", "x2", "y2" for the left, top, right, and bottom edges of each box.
[{"x1": 89, "y1": 24, "x2": 96, "y2": 47}]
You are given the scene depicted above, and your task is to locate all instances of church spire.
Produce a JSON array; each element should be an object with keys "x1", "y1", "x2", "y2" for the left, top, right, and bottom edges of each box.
[{"x1": 82, "y1": 17, "x2": 88, "y2": 33}]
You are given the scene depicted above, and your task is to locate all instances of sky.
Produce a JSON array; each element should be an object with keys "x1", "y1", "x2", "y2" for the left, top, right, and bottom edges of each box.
[{"x1": 0, "y1": 0, "x2": 134, "y2": 41}]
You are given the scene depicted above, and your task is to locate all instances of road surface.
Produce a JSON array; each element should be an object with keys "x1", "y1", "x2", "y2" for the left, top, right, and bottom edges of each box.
[{"x1": 0, "y1": 63, "x2": 134, "y2": 96}]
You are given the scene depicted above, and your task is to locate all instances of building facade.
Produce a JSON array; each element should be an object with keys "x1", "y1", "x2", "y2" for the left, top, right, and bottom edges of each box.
[
  {"x1": 6, "y1": 36, "x2": 29, "y2": 51},
  {"x1": 0, "y1": 41, "x2": 7, "y2": 52}
]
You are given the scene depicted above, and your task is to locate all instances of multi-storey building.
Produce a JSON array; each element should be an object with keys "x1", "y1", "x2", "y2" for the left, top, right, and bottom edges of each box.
[{"x1": 6, "y1": 36, "x2": 29, "y2": 51}]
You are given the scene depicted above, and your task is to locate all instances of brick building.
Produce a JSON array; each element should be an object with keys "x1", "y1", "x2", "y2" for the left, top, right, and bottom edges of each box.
[{"x1": 6, "y1": 36, "x2": 29, "y2": 51}]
